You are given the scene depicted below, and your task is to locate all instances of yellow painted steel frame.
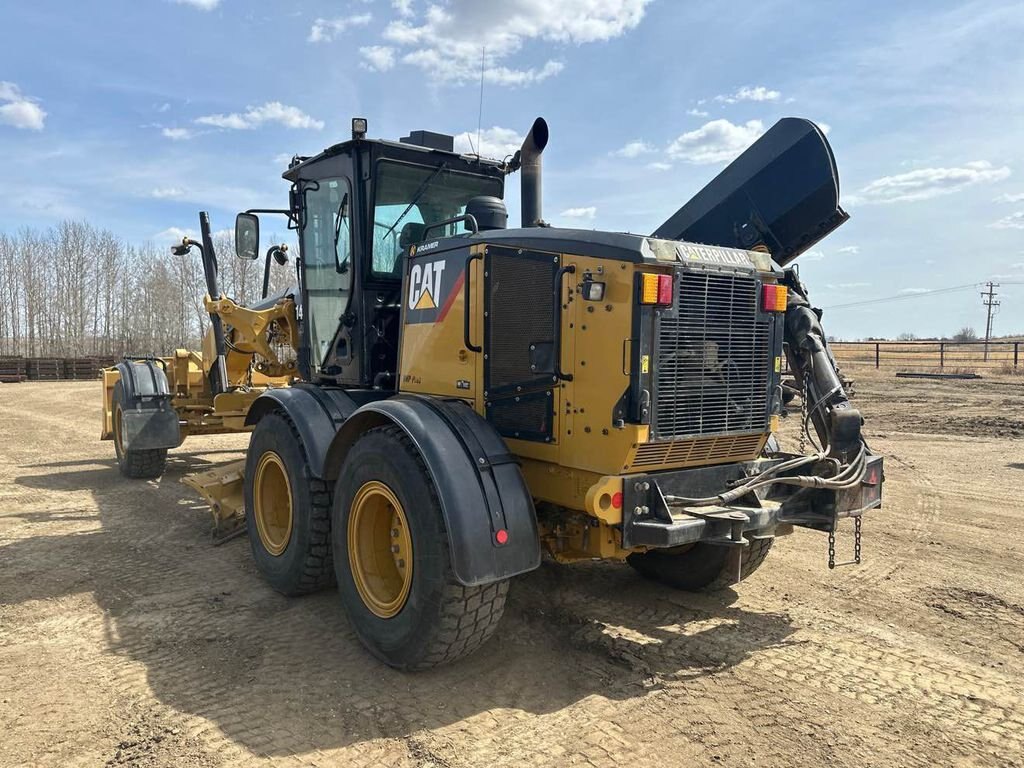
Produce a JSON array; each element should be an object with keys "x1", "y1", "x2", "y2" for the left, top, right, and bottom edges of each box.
[
  {"x1": 101, "y1": 293, "x2": 297, "y2": 443},
  {"x1": 398, "y1": 243, "x2": 777, "y2": 561}
]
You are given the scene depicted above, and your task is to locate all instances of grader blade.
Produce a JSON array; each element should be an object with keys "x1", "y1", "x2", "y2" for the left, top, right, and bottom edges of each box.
[{"x1": 181, "y1": 460, "x2": 246, "y2": 543}]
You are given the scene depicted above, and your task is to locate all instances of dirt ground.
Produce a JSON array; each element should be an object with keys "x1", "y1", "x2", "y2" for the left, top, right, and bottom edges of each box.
[{"x1": 1, "y1": 373, "x2": 1022, "y2": 768}]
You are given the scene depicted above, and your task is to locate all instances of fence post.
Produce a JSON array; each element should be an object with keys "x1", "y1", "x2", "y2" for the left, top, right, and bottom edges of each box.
[
  {"x1": 875, "y1": 342, "x2": 880, "y2": 369},
  {"x1": 940, "y1": 342, "x2": 944, "y2": 369},
  {"x1": 1015, "y1": 342, "x2": 1019, "y2": 369}
]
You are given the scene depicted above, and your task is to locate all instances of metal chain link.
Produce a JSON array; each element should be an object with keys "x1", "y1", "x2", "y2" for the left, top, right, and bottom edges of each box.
[
  {"x1": 799, "y1": 375, "x2": 809, "y2": 454},
  {"x1": 828, "y1": 527, "x2": 835, "y2": 570},
  {"x1": 854, "y1": 515, "x2": 862, "y2": 565}
]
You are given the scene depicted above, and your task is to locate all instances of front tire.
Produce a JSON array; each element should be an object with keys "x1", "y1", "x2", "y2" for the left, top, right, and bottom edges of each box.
[
  {"x1": 627, "y1": 538, "x2": 774, "y2": 592},
  {"x1": 333, "y1": 425, "x2": 508, "y2": 670},
  {"x1": 112, "y1": 381, "x2": 167, "y2": 479},
  {"x1": 244, "y1": 411, "x2": 334, "y2": 596}
]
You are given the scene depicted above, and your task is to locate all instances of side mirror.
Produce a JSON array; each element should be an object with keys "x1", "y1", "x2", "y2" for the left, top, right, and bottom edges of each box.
[{"x1": 235, "y1": 213, "x2": 260, "y2": 260}]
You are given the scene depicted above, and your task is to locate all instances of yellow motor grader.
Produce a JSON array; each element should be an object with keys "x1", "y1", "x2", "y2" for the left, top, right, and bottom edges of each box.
[{"x1": 104, "y1": 116, "x2": 883, "y2": 670}]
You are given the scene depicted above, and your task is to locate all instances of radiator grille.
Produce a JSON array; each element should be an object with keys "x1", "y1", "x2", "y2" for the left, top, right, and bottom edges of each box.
[{"x1": 653, "y1": 271, "x2": 771, "y2": 440}]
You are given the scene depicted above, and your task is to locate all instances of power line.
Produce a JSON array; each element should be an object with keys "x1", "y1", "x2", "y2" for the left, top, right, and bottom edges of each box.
[
  {"x1": 823, "y1": 280, "x2": 1024, "y2": 311},
  {"x1": 823, "y1": 283, "x2": 980, "y2": 310}
]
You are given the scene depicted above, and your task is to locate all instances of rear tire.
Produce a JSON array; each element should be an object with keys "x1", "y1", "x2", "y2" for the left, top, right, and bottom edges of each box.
[
  {"x1": 112, "y1": 381, "x2": 167, "y2": 479},
  {"x1": 627, "y1": 538, "x2": 774, "y2": 593},
  {"x1": 333, "y1": 425, "x2": 508, "y2": 670},
  {"x1": 244, "y1": 411, "x2": 334, "y2": 596}
]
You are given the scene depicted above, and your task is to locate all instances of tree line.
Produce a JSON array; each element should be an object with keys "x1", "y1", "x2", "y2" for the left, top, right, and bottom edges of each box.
[{"x1": 0, "y1": 220, "x2": 293, "y2": 359}]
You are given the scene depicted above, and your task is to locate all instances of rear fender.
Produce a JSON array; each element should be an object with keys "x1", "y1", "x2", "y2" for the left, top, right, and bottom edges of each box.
[
  {"x1": 113, "y1": 360, "x2": 181, "y2": 451},
  {"x1": 323, "y1": 395, "x2": 541, "y2": 587},
  {"x1": 243, "y1": 385, "x2": 359, "y2": 478}
]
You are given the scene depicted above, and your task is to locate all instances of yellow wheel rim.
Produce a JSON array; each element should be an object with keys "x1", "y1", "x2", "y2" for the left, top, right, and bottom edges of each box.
[
  {"x1": 348, "y1": 480, "x2": 413, "y2": 618},
  {"x1": 253, "y1": 451, "x2": 293, "y2": 556},
  {"x1": 113, "y1": 405, "x2": 124, "y2": 457}
]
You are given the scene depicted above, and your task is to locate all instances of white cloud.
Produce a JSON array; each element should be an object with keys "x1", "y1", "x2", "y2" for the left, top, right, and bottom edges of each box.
[
  {"x1": 150, "y1": 186, "x2": 186, "y2": 199},
  {"x1": 836, "y1": 245, "x2": 861, "y2": 254},
  {"x1": 453, "y1": 126, "x2": 524, "y2": 159},
  {"x1": 360, "y1": 45, "x2": 396, "y2": 71},
  {"x1": 802, "y1": 250, "x2": 826, "y2": 261},
  {"x1": 0, "y1": 81, "x2": 46, "y2": 131},
  {"x1": 272, "y1": 152, "x2": 294, "y2": 166},
  {"x1": 195, "y1": 102, "x2": 324, "y2": 131},
  {"x1": 994, "y1": 192, "x2": 1024, "y2": 203},
  {"x1": 898, "y1": 287, "x2": 931, "y2": 294},
  {"x1": 161, "y1": 127, "x2": 193, "y2": 140},
  {"x1": 826, "y1": 282, "x2": 871, "y2": 289},
  {"x1": 714, "y1": 85, "x2": 781, "y2": 104},
  {"x1": 817, "y1": 122, "x2": 832, "y2": 135},
  {"x1": 666, "y1": 119, "x2": 764, "y2": 164},
  {"x1": 848, "y1": 161, "x2": 1011, "y2": 205},
  {"x1": 392, "y1": 0, "x2": 414, "y2": 16},
  {"x1": 687, "y1": 108, "x2": 709, "y2": 118},
  {"x1": 309, "y1": 13, "x2": 372, "y2": 43},
  {"x1": 157, "y1": 102, "x2": 171, "y2": 113},
  {"x1": 991, "y1": 211, "x2": 1024, "y2": 230},
  {"x1": 611, "y1": 140, "x2": 655, "y2": 158},
  {"x1": 560, "y1": 206, "x2": 597, "y2": 219},
  {"x1": 647, "y1": 161, "x2": 672, "y2": 171},
  {"x1": 380, "y1": 0, "x2": 653, "y2": 85},
  {"x1": 171, "y1": 0, "x2": 220, "y2": 9}
]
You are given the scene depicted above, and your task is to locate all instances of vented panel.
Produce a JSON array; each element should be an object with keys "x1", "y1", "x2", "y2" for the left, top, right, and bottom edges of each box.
[
  {"x1": 486, "y1": 391, "x2": 553, "y2": 441},
  {"x1": 653, "y1": 271, "x2": 771, "y2": 439},
  {"x1": 484, "y1": 248, "x2": 558, "y2": 442},
  {"x1": 629, "y1": 432, "x2": 766, "y2": 470},
  {"x1": 486, "y1": 251, "x2": 556, "y2": 395}
]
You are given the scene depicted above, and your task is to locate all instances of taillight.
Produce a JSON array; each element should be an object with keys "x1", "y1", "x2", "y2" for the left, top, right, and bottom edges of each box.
[
  {"x1": 762, "y1": 283, "x2": 788, "y2": 312},
  {"x1": 641, "y1": 273, "x2": 674, "y2": 306}
]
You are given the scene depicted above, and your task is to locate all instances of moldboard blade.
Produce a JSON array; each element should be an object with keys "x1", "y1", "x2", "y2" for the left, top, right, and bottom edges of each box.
[{"x1": 652, "y1": 118, "x2": 848, "y2": 265}]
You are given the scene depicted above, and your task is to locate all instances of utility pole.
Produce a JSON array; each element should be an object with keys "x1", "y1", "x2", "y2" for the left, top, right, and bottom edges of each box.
[{"x1": 981, "y1": 281, "x2": 1000, "y2": 361}]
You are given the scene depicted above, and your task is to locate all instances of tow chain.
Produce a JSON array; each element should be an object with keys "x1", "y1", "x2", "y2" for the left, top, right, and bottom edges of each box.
[
  {"x1": 828, "y1": 515, "x2": 864, "y2": 570},
  {"x1": 799, "y1": 375, "x2": 809, "y2": 454}
]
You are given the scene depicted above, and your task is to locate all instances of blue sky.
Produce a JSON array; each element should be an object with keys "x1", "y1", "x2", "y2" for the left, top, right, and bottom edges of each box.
[{"x1": 2, "y1": 0, "x2": 1024, "y2": 338}]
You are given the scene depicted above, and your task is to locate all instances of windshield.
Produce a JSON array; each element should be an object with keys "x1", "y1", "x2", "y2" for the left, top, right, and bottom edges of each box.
[{"x1": 372, "y1": 161, "x2": 502, "y2": 278}]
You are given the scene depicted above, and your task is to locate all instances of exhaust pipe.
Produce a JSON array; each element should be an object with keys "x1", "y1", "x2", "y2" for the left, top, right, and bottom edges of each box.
[{"x1": 520, "y1": 117, "x2": 548, "y2": 227}]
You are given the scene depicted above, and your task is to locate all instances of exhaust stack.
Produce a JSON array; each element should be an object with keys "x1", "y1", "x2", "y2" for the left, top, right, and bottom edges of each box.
[{"x1": 519, "y1": 117, "x2": 548, "y2": 227}]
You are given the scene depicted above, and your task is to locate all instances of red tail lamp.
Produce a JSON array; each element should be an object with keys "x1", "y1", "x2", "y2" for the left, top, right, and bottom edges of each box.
[
  {"x1": 762, "y1": 284, "x2": 788, "y2": 312},
  {"x1": 641, "y1": 273, "x2": 674, "y2": 306}
]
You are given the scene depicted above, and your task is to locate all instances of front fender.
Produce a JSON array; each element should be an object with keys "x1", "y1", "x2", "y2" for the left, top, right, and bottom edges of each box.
[
  {"x1": 323, "y1": 395, "x2": 541, "y2": 587},
  {"x1": 113, "y1": 360, "x2": 181, "y2": 451}
]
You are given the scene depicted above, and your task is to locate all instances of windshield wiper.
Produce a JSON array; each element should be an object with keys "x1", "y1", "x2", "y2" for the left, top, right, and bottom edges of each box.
[
  {"x1": 380, "y1": 162, "x2": 448, "y2": 244},
  {"x1": 334, "y1": 191, "x2": 350, "y2": 272}
]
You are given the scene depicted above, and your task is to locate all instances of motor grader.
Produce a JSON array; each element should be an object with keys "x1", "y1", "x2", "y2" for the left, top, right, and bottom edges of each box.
[{"x1": 102, "y1": 116, "x2": 883, "y2": 670}]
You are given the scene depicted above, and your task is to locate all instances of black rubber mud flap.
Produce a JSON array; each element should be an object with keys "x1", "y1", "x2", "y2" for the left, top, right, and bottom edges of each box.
[
  {"x1": 652, "y1": 117, "x2": 848, "y2": 265},
  {"x1": 114, "y1": 360, "x2": 180, "y2": 451},
  {"x1": 323, "y1": 395, "x2": 541, "y2": 587}
]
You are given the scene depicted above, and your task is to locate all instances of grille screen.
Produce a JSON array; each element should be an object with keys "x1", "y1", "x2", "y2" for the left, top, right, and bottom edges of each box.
[
  {"x1": 653, "y1": 271, "x2": 771, "y2": 440},
  {"x1": 486, "y1": 253, "x2": 555, "y2": 394}
]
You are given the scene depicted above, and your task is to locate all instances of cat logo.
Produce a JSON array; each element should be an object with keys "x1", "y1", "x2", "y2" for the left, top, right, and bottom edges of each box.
[{"x1": 408, "y1": 259, "x2": 446, "y2": 311}]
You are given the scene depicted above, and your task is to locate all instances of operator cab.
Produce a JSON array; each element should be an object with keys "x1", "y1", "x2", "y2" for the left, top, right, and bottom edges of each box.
[{"x1": 241, "y1": 119, "x2": 507, "y2": 389}]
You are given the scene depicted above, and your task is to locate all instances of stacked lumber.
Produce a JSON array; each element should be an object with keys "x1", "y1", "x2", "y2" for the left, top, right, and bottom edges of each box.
[
  {"x1": 26, "y1": 358, "x2": 65, "y2": 381},
  {"x1": 0, "y1": 357, "x2": 27, "y2": 383}
]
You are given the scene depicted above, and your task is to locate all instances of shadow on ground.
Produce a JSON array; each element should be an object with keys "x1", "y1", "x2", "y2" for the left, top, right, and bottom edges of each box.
[{"x1": 5, "y1": 450, "x2": 796, "y2": 757}]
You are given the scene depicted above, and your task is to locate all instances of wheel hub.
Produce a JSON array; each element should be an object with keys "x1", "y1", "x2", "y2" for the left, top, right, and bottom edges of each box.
[
  {"x1": 348, "y1": 480, "x2": 413, "y2": 618},
  {"x1": 253, "y1": 451, "x2": 293, "y2": 556}
]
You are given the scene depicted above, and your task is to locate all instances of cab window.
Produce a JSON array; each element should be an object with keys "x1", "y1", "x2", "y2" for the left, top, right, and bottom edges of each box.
[
  {"x1": 372, "y1": 161, "x2": 502, "y2": 278},
  {"x1": 301, "y1": 177, "x2": 351, "y2": 371}
]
